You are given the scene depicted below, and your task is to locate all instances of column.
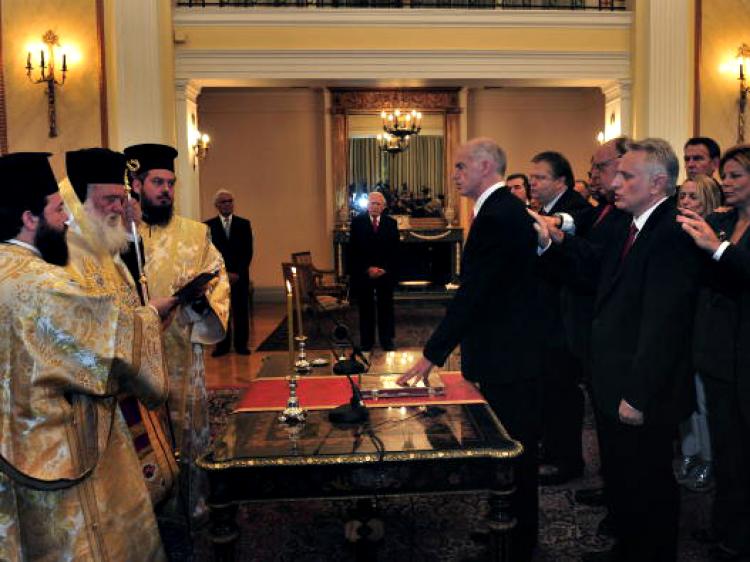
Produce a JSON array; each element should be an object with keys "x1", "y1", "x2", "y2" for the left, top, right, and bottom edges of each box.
[
  {"x1": 642, "y1": 0, "x2": 694, "y2": 152},
  {"x1": 602, "y1": 79, "x2": 633, "y2": 140},
  {"x1": 107, "y1": 0, "x2": 171, "y2": 148},
  {"x1": 174, "y1": 79, "x2": 201, "y2": 220}
]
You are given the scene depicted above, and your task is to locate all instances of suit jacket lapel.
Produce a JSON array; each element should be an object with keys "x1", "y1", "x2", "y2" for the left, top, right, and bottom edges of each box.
[{"x1": 595, "y1": 200, "x2": 671, "y2": 309}]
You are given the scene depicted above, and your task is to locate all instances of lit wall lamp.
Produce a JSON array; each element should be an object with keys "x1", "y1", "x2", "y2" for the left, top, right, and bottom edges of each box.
[
  {"x1": 190, "y1": 128, "x2": 210, "y2": 168},
  {"x1": 26, "y1": 30, "x2": 68, "y2": 138},
  {"x1": 737, "y1": 43, "x2": 750, "y2": 143}
]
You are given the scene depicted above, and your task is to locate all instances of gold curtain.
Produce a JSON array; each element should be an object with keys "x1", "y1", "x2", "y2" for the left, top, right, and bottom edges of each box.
[{"x1": 348, "y1": 135, "x2": 444, "y2": 197}]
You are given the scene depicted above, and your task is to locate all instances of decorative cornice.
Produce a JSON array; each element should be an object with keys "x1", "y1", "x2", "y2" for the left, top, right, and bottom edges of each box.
[
  {"x1": 175, "y1": 49, "x2": 629, "y2": 83},
  {"x1": 175, "y1": 78, "x2": 202, "y2": 102},
  {"x1": 330, "y1": 88, "x2": 460, "y2": 113},
  {"x1": 173, "y1": 7, "x2": 632, "y2": 29}
]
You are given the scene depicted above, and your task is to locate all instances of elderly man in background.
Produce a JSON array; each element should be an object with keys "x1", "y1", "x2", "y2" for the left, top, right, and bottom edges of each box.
[
  {"x1": 349, "y1": 191, "x2": 400, "y2": 352},
  {"x1": 206, "y1": 188, "x2": 254, "y2": 357}
]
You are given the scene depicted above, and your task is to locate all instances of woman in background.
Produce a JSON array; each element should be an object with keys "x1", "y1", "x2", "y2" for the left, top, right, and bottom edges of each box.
[{"x1": 675, "y1": 174, "x2": 722, "y2": 492}]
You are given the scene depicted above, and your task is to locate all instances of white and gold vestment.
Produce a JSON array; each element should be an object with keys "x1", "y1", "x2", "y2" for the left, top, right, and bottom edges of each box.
[
  {"x1": 139, "y1": 215, "x2": 229, "y2": 519},
  {"x1": 0, "y1": 243, "x2": 168, "y2": 562}
]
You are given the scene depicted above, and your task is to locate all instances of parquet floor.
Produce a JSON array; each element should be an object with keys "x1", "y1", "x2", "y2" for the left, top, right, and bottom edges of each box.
[{"x1": 204, "y1": 301, "x2": 285, "y2": 388}]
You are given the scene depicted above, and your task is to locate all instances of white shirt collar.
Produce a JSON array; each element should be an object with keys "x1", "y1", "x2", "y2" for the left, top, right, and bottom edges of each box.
[
  {"x1": 473, "y1": 181, "x2": 505, "y2": 217},
  {"x1": 6, "y1": 239, "x2": 41, "y2": 256},
  {"x1": 222, "y1": 214, "x2": 233, "y2": 223},
  {"x1": 543, "y1": 189, "x2": 567, "y2": 214},
  {"x1": 632, "y1": 197, "x2": 668, "y2": 233}
]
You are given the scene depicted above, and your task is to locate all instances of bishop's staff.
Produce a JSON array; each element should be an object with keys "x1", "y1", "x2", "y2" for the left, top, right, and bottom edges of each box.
[{"x1": 124, "y1": 158, "x2": 150, "y2": 304}]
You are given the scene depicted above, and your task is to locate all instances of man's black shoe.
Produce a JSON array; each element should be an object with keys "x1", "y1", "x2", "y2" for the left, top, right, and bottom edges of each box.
[
  {"x1": 382, "y1": 342, "x2": 396, "y2": 351},
  {"x1": 211, "y1": 348, "x2": 229, "y2": 358},
  {"x1": 538, "y1": 463, "x2": 584, "y2": 486},
  {"x1": 235, "y1": 348, "x2": 251, "y2": 355},
  {"x1": 575, "y1": 487, "x2": 606, "y2": 507}
]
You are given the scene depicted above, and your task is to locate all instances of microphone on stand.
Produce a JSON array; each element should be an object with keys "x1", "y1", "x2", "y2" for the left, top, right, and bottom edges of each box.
[{"x1": 328, "y1": 323, "x2": 370, "y2": 424}]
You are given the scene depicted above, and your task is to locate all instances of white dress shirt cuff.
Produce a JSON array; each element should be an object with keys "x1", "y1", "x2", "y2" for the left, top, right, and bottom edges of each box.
[
  {"x1": 556, "y1": 212, "x2": 576, "y2": 235},
  {"x1": 712, "y1": 240, "x2": 731, "y2": 261},
  {"x1": 537, "y1": 239, "x2": 552, "y2": 256}
]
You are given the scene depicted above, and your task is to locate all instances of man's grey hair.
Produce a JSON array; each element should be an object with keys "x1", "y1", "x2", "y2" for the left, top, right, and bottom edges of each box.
[
  {"x1": 466, "y1": 138, "x2": 507, "y2": 176},
  {"x1": 626, "y1": 138, "x2": 679, "y2": 195},
  {"x1": 213, "y1": 188, "x2": 234, "y2": 206}
]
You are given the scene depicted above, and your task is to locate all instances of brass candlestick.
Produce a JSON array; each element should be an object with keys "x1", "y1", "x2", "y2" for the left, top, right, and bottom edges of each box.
[
  {"x1": 278, "y1": 372, "x2": 307, "y2": 424},
  {"x1": 294, "y1": 335, "x2": 312, "y2": 374}
]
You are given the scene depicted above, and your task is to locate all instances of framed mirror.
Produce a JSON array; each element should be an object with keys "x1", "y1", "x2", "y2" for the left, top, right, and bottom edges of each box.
[
  {"x1": 330, "y1": 88, "x2": 461, "y2": 226},
  {"x1": 347, "y1": 112, "x2": 445, "y2": 219}
]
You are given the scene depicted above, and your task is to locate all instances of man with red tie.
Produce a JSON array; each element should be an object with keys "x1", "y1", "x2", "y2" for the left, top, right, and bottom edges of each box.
[
  {"x1": 349, "y1": 191, "x2": 400, "y2": 351},
  {"x1": 534, "y1": 138, "x2": 703, "y2": 562}
]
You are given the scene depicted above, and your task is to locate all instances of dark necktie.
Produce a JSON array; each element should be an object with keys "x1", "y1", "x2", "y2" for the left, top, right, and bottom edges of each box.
[
  {"x1": 619, "y1": 222, "x2": 639, "y2": 264},
  {"x1": 593, "y1": 204, "x2": 613, "y2": 228}
]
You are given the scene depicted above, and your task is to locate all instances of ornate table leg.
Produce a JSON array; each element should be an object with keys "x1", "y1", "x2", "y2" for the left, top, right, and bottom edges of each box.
[
  {"x1": 207, "y1": 501, "x2": 239, "y2": 562},
  {"x1": 486, "y1": 488, "x2": 516, "y2": 562}
]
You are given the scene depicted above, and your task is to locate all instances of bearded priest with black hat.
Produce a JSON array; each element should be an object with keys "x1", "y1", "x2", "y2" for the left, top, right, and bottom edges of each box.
[
  {"x1": 0, "y1": 152, "x2": 172, "y2": 561},
  {"x1": 123, "y1": 142, "x2": 230, "y2": 527},
  {"x1": 62, "y1": 147, "x2": 180, "y2": 510}
]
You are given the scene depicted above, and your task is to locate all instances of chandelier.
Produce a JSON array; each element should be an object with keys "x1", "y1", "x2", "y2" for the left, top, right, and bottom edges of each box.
[
  {"x1": 381, "y1": 108, "x2": 422, "y2": 138},
  {"x1": 377, "y1": 132, "x2": 410, "y2": 154}
]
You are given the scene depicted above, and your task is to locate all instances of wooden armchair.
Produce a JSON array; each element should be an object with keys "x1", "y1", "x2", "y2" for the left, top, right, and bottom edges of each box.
[
  {"x1": 291, "y1": 251, "x2": 348, "y2": 302},
  {"x1": 282, "y1": 262, "x2": 349, "y2": 333}
]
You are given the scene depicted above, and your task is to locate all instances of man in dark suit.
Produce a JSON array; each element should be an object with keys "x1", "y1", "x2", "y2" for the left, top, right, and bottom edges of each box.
[
  {"x1": 399, "y1": 138, "x2": 542, "y2": 561},
  {"x1": 349, "y1": 191, "x2": 399, "y2": 351},
  {"x1": 206, "y1": 189, "x2": 253, "y2": 356},
  {"x1": 535, "y1": 138, "x2": 702, "y2": 562},
  {"x1": 529, "y1": 151, "x2": 591, "y2": 486}
]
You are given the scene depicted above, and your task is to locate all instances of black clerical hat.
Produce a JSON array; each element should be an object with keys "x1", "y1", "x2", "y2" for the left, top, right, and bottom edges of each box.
[
  {"x1": 123, "y1": 143, "x2": 178, "y2": 175},
  {"x1": 66, "y1": 148, "x2": 127, "y2": 202},
  {"x1": 0, "y1": 152, "x2": 58, "y2": 211}
]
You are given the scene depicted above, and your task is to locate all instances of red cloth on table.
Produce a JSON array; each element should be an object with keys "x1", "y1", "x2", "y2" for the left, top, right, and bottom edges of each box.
[{"x1": 235, "y1": 372, "x2": 485, "y2": 412}]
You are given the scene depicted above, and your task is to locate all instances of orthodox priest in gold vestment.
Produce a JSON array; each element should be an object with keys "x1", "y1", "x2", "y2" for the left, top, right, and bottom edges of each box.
[
  {"x1": 62, "y1": 148, "x2": 179, "y2": 507},
  {"x1": 0, "y1": 152, "x2": 171, "y2": 562},
  {"x1": 125, "y1": 143, "x2": 230, "y2": 523}
]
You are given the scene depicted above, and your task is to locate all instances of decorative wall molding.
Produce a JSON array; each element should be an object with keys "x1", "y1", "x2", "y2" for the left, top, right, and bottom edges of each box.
[
  {"x1": 176, "y1": 50, "x2": 630, "y2": 83},
  {"x1": 330, "y1": 88, "x2": 460, "y2": 114},
  {"x1": 173, "y1": 7, "x2": 632, "y2": 29}
]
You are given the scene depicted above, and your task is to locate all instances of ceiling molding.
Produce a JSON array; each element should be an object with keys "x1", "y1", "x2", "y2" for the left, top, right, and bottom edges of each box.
[
  {"x1": 173, "y1": 7, "x2": 632, "y2": 29},
  {"x1": 176, "y1": 49, "x2": 630, "y2": 85}
]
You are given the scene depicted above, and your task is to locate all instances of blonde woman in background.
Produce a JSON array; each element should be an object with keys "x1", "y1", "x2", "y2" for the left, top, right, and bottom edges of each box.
[{"x1": 675, "y1": 173, "x2": 722, "y2": 493}]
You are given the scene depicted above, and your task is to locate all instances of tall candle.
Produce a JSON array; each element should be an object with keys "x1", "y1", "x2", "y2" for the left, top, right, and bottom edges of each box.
[
  {"x1": 290, "y1": 266, "x2": 304, "y2": 338},
  {"x1": 285, "y1": 280, "x2": 294, "y2": 366}
]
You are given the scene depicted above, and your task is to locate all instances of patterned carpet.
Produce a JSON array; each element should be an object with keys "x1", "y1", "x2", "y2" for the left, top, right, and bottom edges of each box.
[
  {"x1": 256, "y1": 303, "x2": 448, "y2": 351},
  {"x1": 200, "y1": 388, "x2": 714, "y2": 561}
]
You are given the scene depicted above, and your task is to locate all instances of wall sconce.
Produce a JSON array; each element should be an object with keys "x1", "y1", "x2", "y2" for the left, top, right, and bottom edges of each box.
[
  {"x1": 737, "y1": 43, "x2": 750, "y2": 143},
  {"x1": 190, "y1": 129, "x2": 210, "y2": 168},
  {"x1": 26, "y1": 30, "x2": 68, "y2": 138}
]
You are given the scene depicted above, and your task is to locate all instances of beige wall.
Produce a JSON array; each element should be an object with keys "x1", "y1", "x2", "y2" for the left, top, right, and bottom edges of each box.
[
  {"x1": 467, "y1": 88, "x2": 604, "y2": 181},
  {"x1": 699, "y1": 0, "x2": 750, "y2": 151},
  {"x1": 198, "y1": 88, "x2": 328, "y2": 293},
  {"x1": 2, "y1": 0, "x2": 103, "y2": 176}
]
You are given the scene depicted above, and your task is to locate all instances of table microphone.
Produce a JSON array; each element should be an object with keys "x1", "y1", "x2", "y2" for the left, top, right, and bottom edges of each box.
[{"x1": 329, "y1": 323, "x2": 370, "y2": 424}]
